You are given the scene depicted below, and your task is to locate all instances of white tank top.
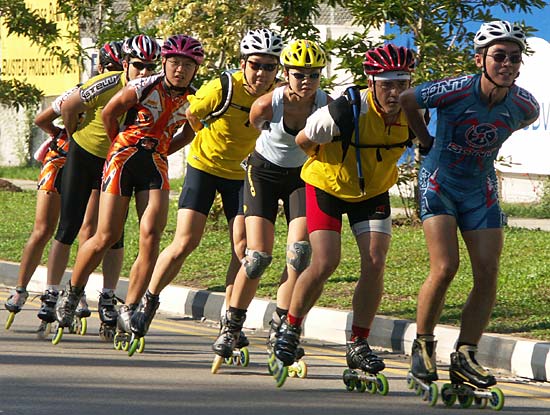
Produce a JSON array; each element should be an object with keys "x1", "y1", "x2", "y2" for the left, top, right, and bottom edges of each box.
[{"x1": 255, "y1": 86, "x2": 328, "y2": 168}]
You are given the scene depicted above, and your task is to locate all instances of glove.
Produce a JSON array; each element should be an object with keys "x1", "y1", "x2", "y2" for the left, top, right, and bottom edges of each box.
[{"x1": 33, "y1": 137, "x2": 53, "y2": 163}]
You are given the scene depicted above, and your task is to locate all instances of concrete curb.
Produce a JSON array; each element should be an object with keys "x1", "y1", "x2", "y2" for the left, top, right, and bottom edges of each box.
[{"x1": 1, "y1": 260, "x2": 549, "y2": 382}]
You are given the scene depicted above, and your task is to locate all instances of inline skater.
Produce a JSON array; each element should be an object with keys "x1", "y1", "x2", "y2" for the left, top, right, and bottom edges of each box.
[
  {"x1": 274, "y1": 44, "x2": 416, "y2": 382},
  {"x1": 142, "y1": 29, "x2": 283, "y2": 350},
  {"x1": 212, "y1": 40, "x2": 330, "y2": 373},
  {"x1": 399, "y1": 21, "x2": 539, "y2": 401},
  {"x1": 4, "y1": 41, "x2": 125, "y2": 336},
  {"x1": 50, "y1": 35, "x2": 160, "y2": 341},
  {"x1": 54, "y1": 34, "x2": 202, "y2": 349}
]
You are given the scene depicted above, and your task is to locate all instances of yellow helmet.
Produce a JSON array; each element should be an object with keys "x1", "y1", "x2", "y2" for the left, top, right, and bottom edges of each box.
[{"x1": 280, "y1": 40, "x2": 327, "y2": 68}]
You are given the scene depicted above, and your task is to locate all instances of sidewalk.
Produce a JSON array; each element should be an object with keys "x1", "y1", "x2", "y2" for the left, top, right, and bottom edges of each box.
[{"x1": 1, "y1": 260, "x2": 549, "y2": 382}]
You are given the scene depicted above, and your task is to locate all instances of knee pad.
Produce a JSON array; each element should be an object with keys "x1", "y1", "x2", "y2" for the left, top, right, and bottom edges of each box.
[
  {"x1": 286, "y1": 241, "x2": 311, "y2": 273},
  {"x1": 242, "y1": 249, "x2": 272, "y2": 279}
]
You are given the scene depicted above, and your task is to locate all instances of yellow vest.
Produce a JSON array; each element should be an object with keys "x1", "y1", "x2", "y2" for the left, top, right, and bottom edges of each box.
[
  {"x1": 187, "y1": 71, "x2": 273, "y2": 180},
  {"x1": 301, "y1": 89, "x2": 409, "y2": 202},
  {"x1": 73, "y1": 71, "x2": 127, "y2": 158}
]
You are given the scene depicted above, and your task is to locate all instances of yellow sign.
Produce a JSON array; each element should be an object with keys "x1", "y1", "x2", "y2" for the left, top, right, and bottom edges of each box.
[{"x1": 0, "y1": 0, "x2": 80, "y2": 97}]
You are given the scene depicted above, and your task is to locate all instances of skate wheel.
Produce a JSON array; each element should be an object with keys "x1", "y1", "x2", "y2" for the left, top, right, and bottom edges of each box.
[
  {"x1": 295, "y1": 360, "x2": 307, "y2": 379},
  {"x1": 212, "y1": 355, "x2": 223, "y2": 374},
  {"x1": 342, "y1": 369, "x2": 356, "y2": 392},
  {"x1": 475, "y1": 397, "x2": 488, "y2": 409},
  {"x1": 488, "y1": 387, "x2": 504, "y2": 411},
  {"x1": 441, "y1": 383, "x2": 456, "y2": 407},
  {"x1": 128, "y1": 337, "x2": 141, "y2": 357},
  {"x1": 414, "y1": 381, "x2": 423, "y2": 396},
  {"x1": 36, "y1": 322, "x2": 52, "y2": 340},
  {"x1": 375, "y1": 373, "x2": 389, "y2": 396},
  {"x1": 458, "y1": 392, "x2": 473, "y2": 408},
  {"x1": 225, "y1": 356, "x2": 233, "y2": 365},
  {"x1": 366, "y1": 379, "x2": 377, "y2": 394},
  {"x1": 427, "y1": 382, "x2": 438, "y2": 406},
  {"x1": 356, "y1": 380, "x2": 367, "y2": 393},
  {"x1": 51, "y1": 327, "x2": 64, "y2": 345},
  {"x1": 121, "y1": 337, "x2": 130, "y2": 352},
  {"x1": 79, "y1": 318, "x2": 87, "y2": 336},
  {"x1": 239, "y1": 347, "x2": 250, "y2": 367},
  {"x1": 406, "y1": 372, "x2": 415, "y2": 389},
  {"x1": 137, "y1": 337, "x2": 145, "y2": 353},
  {"x1": 5, "y1": 312, "x2": 16, "y2": 330},
  {"x1": 268, "y1": 353, "x2": 288, "y2": 388},
  {"x1": 113, "y1": 332, "x2": 123, "y2": 350}
]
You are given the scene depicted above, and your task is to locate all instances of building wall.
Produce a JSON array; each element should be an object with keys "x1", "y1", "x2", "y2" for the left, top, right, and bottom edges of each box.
[{"x1": 0, "y1": 105, "x2": 33, "y2": 166}]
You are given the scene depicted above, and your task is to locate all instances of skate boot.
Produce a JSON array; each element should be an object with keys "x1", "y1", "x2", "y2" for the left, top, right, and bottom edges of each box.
[
  {"x1": 220, "y1": 314, "x2": 249, "y2": 349},
  {"x1": 441, "y1": 345, "x2": 504, "y2": 410},
  {"x1": 52, "y1": 284, "x2": 85, "y2": 345},
  {"x1": 212, "y1": 311, "x2": 245, "y2": 359},
  {"x1": 54, "y1": 284, "x2": 84, "y2": 328},
  {"x1": 346, "y1": 337, "x2": 385, "y2": 373},
  {"x1": 37, "y1": 289, "x2": 59, "y2": 323},
  {"x1": 407, "y1": 337, "x2": 439, "y2": 406},
  {"x1": 4, "y1": 287, "x2": 28, "y2": 329},
  {"x1": 98, "y1": 291, "x2": 118, "y2": 342},
  {"x1": 5, "y1": 287, "x2": 28, "y2": 313},
  {"x1": 35, "y1": 289, "x2": 59, "y2": 339},
  {"x1": 449, "y1": 345, "x2": 496, "y2": 389},
  {"x1": 114, "y1": 304, "x2": 139, "y2": 352},
  {"x1": 268, "y1": 313, "x2": 307, "y2": 379},
  {"x1": 211, "y1": 310, "x2": 249, "y2": 374},
  {"x1": 75, "y1": 293, "x2": 91, "y2": 318},
  {"x1": 130, "y1": 290, "x2": 160, "y2": 338},
  {"x1": 274, "y1": 320, "x2": 301, "y2": 366}
]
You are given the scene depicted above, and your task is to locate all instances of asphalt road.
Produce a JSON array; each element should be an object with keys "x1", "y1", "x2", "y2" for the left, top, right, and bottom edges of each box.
[{"x1": 1, "y1": 292, "x2": 550, "y2": 415}]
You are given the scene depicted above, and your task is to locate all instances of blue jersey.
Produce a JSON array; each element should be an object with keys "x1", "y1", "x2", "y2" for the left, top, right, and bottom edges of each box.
[{"x1": 415, "y1": 74, "x2": 539, "y2": 187}]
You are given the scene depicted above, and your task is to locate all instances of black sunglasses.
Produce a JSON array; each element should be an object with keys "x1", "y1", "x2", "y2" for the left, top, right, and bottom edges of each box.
[
  {"x1": 130, "y1": 61, "x2": 157, "y2": 71},
  {"x1": 290, "y1": 72, "x2": 321, "y2": 80},
  {"x1": 247, "y1": 61, "x2": 278, "y2": 72},
  {"x1": 488, "y1": 53, "x2": 522, "y2": 64}
]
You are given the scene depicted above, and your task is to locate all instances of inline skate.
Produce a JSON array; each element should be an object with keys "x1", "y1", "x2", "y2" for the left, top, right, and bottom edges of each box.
[
  {"x1": 406, "y1": 337, "x2": 439, "y2": 406},
  {"x1": 343, "y1": 337, "x2": 389, "y2": 395},
  {"x1": 267, "y1": 312, "x2": 307, "y2": 379},
  {"x1": 440, "y1": 345, "x2": 504, "y2": 410},
  {"x1": 127, "y1": 290, "x2": 160, "y2": 356},
  {"x1": 270, "y1": 319, "x2": 302, "y2": 387},
  {"x1": 211, "y1": 310, "x2": 249, "y2": 374},
  {"x1": 52, "y1": 284, "x2": 85, "y2": 345},
  {"x1": 4, "y1": 287, "x2": 28, "y2": 329},
  {"x1": 36, "y1": 289, "x2": 58, "y2": 339},
  {"x1": 98, "y1": 291, "x2": 118, "y2": 342},
  {"x1": 114, "y1": 304, "x2": 142, "y2": 353}
]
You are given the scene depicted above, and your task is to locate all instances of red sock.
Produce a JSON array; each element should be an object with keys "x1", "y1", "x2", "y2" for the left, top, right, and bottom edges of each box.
[
  {"x1": 350, "y1": 325, "x2": 370, "y2": 341},
  {"x1": 287, "y1": 313, "x2": 304, "y2": 327}
]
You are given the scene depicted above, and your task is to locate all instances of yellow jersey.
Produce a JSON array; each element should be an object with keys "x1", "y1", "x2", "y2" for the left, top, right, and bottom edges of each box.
[
  {"x1": 72, "y1": 71, "x2": 127, "y2": 158},
  {"x1": 301, "y1": 88, "x2": 409, "y2": 202},
  {"x1": 187, "y1": 71, "x2": 273, "y2": 180}
]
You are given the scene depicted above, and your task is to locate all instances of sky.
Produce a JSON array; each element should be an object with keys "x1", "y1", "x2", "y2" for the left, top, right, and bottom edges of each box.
[{"x1": 386, "y1": 4, "x2": 550, "y2": 44}]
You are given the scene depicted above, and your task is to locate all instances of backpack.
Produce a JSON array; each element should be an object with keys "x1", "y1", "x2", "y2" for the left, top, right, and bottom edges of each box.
[
  {"x1": 328, "y1": 85, "x2": 414, "y2": 194},
  {"x1": 202, "y1": 71, "x2": 251, "y2": 123}
]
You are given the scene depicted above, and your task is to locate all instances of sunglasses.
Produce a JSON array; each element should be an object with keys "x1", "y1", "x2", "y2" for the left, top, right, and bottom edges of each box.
[
  {"x1": 130, "y1": 61, "x2": 157, "y2": 71},
  {"x1": 290, "y1": 72, "x2": 321, "y2": 80},
  {"x1": 247, "y1": 61, "x2": 278, "y2": 72},
  {"x1": 488, "y1": 53, "x2": 522, "y2": 64}
]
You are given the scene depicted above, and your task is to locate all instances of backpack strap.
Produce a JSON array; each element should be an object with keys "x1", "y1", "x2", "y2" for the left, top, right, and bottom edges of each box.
[{"x1": 203, "y1": 71, "x2": 252, "y2": 124}]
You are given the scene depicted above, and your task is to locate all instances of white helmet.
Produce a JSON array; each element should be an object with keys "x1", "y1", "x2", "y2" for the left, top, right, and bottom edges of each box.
[
  {"x1": 240, "y1": 28, "x2": 283, "y2": 57},
  {"x1": 474, "y1": 20, "x2": 527, "y2": 51}
]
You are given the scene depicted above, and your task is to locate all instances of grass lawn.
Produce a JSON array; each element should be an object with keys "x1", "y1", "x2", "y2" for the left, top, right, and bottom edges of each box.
[{"x1": 1, "y1": 188, "x2": 549, "y2": 340}]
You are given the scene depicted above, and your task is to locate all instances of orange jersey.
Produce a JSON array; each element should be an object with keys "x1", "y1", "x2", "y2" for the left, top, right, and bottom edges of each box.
[
  {"x1": 37, "y1": 130, "x2": 70, "y2": 193},
  {"x1": 110, "y1": 74, "x2": 190, "y2": 157}
]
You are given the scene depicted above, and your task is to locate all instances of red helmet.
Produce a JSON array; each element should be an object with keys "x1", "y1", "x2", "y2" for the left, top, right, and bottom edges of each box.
[
  {"x1": 363, "y1": 44, "x2": 415, "y2": 78},
  {"x1": 161, "y1": 35, "x2": 205, "y2": 64}
]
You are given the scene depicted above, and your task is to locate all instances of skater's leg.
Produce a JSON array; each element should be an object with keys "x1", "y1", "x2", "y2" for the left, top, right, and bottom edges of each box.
[
  {"x1": 124, "y1": 189, "x2": 169, "y2": 305},
  {"x1": 415, "y1": 215, "x2": 460, "y2": 335},
  {"x1": 458, "y1": 228, "x2": 503, "y2": 345},
  {"x1": 147, "y1": 208, "x2": 207, "y2": 295}
]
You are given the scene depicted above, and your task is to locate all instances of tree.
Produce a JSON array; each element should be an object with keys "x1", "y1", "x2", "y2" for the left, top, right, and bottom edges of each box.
[{"x1": 327, "y1": 0, "x2": 546, "y2": 85}]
